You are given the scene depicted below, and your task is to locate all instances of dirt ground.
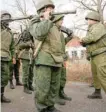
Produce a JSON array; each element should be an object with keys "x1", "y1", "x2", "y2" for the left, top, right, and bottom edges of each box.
[{"x1": 1, "y1": 82, "x2": 106, "y2": 112}]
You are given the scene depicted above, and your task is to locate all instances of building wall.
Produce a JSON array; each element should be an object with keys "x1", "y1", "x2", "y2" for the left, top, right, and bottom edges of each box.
[{"x1": 66, "y1": 46, "x2": 86, "y2": 60}]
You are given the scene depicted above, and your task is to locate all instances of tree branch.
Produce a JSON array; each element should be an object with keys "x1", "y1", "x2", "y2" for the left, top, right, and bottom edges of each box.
[
  {"x1": 15, "y1": 0, "x2": 29, "y2": 27},
  {"x1": 81, "y1": 1, "x2": 97, "y2": 11},
  {"x1": 102, "y1": 2, "x2": 106, "y2": 11},
  {"x1": 32, "y1": 0, "x2": 37, "y2": 10},
  {"x1": 92, "y1": 0, "x2": 98, "y2": 5}
]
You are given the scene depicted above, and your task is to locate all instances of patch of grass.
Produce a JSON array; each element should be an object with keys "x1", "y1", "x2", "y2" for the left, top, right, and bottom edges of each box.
[{"x1": 66, "y1": 60, "x2": 92, "y2": 83}]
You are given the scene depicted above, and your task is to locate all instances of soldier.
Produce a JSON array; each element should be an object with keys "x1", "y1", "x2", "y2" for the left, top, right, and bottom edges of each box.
[
  {"x1": 1, "y1": 10, "x2": 16, "y2": 103},
  {"x1": 52, "y1": 15, "x2": 73, "y2": 105},
  {"x1": 9, "y1": 33, "x2": 23, "y2": 89},
  {"x1": 29, "y1": 0, "x2": 64, "y2": 112},
  {"x1": 79, "y1": 11, "x2": 106, "y2": 99},
  {"x1": 18, "y1": 29, "x2": 34, "y2": 94}
]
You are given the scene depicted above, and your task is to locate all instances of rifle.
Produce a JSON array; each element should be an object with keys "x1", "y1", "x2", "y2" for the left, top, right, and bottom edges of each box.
[
  {"x1": 60, "y1": 26, "x2": 73, "y2": 36},
  {"x1": 1, "y1": 10, "x2": 76, "y2": 22}
]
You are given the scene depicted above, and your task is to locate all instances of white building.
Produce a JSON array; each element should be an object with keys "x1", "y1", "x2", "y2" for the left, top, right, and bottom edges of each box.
[{"x1": 66, "y1": 38, "x2": 86, "y2": 59}]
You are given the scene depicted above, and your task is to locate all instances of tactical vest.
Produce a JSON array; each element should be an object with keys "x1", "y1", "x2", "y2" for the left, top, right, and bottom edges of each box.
[{"x1": 17, "y1": 30, "x2": 34, "y2": 61}]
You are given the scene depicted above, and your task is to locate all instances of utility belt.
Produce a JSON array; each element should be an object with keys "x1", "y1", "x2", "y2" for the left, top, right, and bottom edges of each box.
[{"x1": 90, "y1": 47, "x2": 106, "y2": 57}]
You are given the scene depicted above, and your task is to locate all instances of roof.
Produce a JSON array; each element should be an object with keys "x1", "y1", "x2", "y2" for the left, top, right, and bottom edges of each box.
[{"x1": 66, "y1": 38, "x2": 82, "y2": 47}]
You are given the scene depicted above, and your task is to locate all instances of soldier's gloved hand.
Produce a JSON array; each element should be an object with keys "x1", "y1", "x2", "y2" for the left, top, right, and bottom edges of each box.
[{"x1": 78, "y1": 38, "x2": 87, "y2": 47}]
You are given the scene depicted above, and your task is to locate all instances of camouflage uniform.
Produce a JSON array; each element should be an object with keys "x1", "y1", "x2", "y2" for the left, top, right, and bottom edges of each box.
[
  {"x1": 9, "y1": 36, "x2": 23, "y2": 89},
  {"x1": 53, "y1": 15, "x2": 73, "y2": 103},
  {"x1": 18, "y1": 29, "x2": 34, "y2": 94},
  {"x1": 29, "y1": 0, "x2": 64, "y2": 111},
  {"x1": 1, "y1": 11, "x2": 15, "y2": 103},
  {"x1": 81, "y1": 11, "x2": 106, "y2": 98}
]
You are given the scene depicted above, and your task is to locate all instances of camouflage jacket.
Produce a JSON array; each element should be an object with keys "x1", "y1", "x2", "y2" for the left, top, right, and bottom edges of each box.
[
  {"x1": 1, "y1": 27, "x2": 15, "y2": 61},
  {"x1": 82, "y1": 22, "x2": 106, "y2": 57},
  {"x1": 29, "y1": 17, "x2": 64, "y2": 67}
]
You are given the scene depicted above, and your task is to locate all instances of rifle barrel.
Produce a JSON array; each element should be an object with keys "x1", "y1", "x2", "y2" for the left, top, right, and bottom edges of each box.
[
  {"x1": 1, "y1": 10, "x2": 76, "y2": 22},
  {"x1": 1, "y1": 16, "x2": 32, "y2": 22},
  {"x1": 52, "y1": 10, "x2": 76, "y2": 15}
]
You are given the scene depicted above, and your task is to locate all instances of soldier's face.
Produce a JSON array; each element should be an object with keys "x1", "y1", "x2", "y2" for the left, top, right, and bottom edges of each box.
[
  {"x1": 45, "y1": 6, "x2": 54, "y2": 13},
  {"x1": 1, "y1": 14, "x2": 11, "y2": 20},
  {"x1": 87, "y1": 19, "x2": 97, "y2": 26},
  {"x1": 56, "y1": 19, "x2": 63, "y2": 27},
  {"x1": 1, "y1": 14, "x2": 11, "y2": 26}
]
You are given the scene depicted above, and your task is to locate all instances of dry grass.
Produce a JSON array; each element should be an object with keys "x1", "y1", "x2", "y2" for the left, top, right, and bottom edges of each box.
[{"x1": 66, "y1": 60, "x2": 92, "y2": 83}]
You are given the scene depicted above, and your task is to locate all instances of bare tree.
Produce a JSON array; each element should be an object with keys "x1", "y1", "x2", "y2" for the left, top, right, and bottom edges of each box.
[
  {"x1": 31, "y1": 0, "x2": 37, "y2": 10},
  {"x1": 8, "y1": 0, "x2": 37, "y2": 30},
  {"x1": 14, "y1": 0, "x2": 29, "y2": 29},
  {"x1": 71, "y1": 0, "x2": 106, "y2": 23}
]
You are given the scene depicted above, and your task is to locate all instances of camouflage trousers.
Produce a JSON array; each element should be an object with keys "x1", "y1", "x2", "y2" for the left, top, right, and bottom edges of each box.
[
  {"x1": 60, "y1": 66, "x2": 66, "y2": 88},
  {"x1": 9, "y1": 60, "x2": 20, "y2": 81},
  {"x1": 1, "y1": 61, "x2": 9, "y2": 87},
  {"x1": 91, "y1": 52, "x2": 106, "y2": 93},
  {"x1": 21, "y1": 60, "x2": 34, "y2": 86},
  {"x1": 91, "y1": 59, "x2": 101, "y2": 89},
  {"x1": 34, "y1": 65, "x2": 61, "y2": 112}
]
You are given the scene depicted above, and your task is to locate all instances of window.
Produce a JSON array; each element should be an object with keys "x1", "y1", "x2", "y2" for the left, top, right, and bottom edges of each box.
[{"x1": 72, "y1": 51, "x2": 77, "y2": 58}]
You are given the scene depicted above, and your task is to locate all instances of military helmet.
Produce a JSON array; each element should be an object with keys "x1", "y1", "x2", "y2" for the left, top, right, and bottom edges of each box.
[
  {"x1": 85, "y1": 11, "x2": 100, "y2": 21},
  {"x1": 1, "y1": 10, "x2": 11, "y2": 18},
  {"x1": 53, "y1": 14, "x2": 64, "y2": 23},
  {"x1": 36, "y1": 0, "x2": 55, "y2": 12}
]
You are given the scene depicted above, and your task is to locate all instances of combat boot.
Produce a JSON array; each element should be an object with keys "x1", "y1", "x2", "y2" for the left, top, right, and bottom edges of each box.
[
  {"x1": 10, "y1": 80, "x2": 15, "y2": 89},
  {"x1": 16, "y1": 78, "x2": 23, "y2": 86},
  {"x1": 40, "y1": 108, "x2": 48, "y2": 112},
  {"x1": 29, "y1": 85, "x2": 34, "y2": 91},
  {"x1": 24, "y1": 85, "x2": 32, "y2": 94},
  {"x1": 1, "y1": 87, "x2": 11, "y2": 103},
  {"x1": 59, "y1": 87, "x2": 72, "y2": 101},
  {"x1": 56, "y1": 97, "x2": 66, "y2": 105},
  {"x1": 89, "y1": 83, "x2": 94, "y2": 87},
  {"x1": 47, "y1": 106, "x2": 61, "y2": 112},
  {"x1": 88, "y1": 89, "x2": 102, "y2": 99}
]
